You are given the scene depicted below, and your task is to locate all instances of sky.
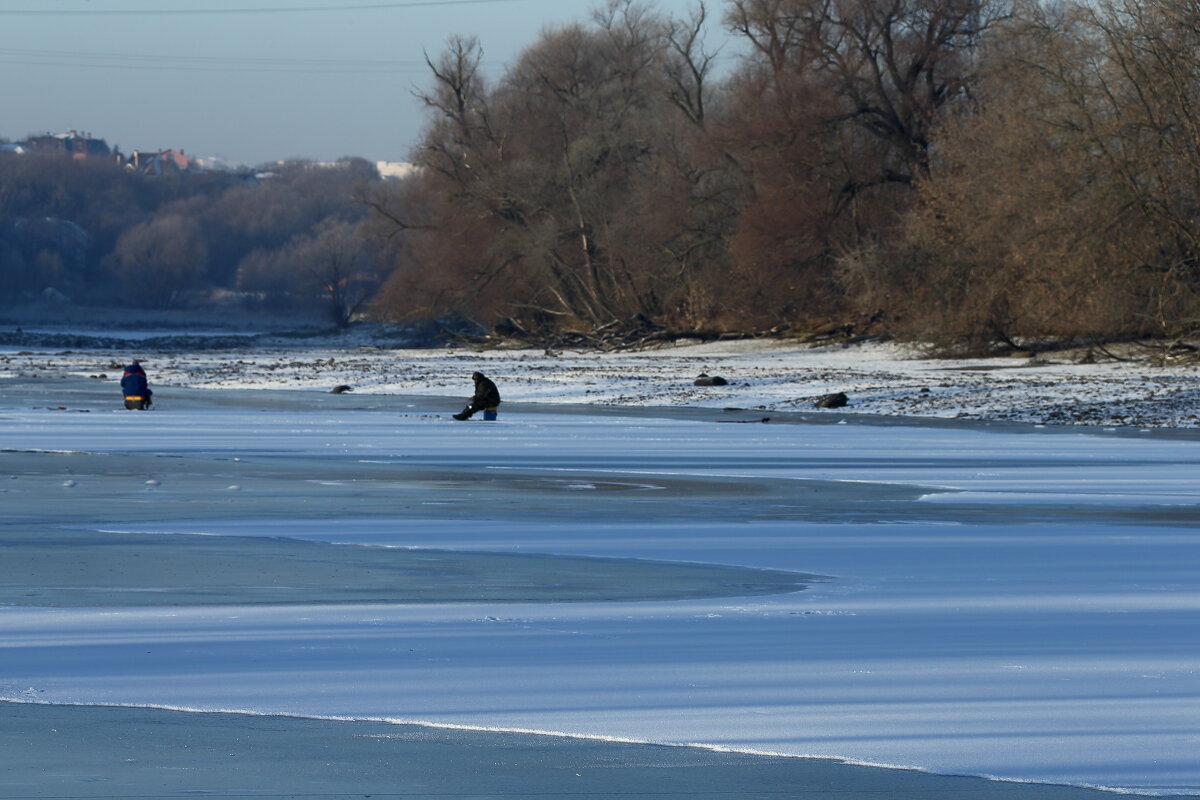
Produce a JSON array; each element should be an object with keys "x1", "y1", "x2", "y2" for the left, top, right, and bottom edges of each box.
[{"x1": 0, "y1": 0, "x2": 723, "y2": 167}]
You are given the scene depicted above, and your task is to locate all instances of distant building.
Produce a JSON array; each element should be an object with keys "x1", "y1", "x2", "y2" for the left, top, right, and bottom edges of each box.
[
  {"x1": 190, "y1": 154, "x2": 244, "y2": 172},
  {"x1": 22, "y1": 130, "x2": 110, "y2": 161},
  {"x1": 127, "y1": 148, "x2": 191, "y2": 176},
  {"x1": 377, "y1": 161, "x2": 418, "y2": 180}
]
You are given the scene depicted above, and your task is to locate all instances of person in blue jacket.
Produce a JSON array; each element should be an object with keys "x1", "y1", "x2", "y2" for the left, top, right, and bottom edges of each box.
[{"x1": 121, "y1": 360, "x2": 153, "y2": 410}]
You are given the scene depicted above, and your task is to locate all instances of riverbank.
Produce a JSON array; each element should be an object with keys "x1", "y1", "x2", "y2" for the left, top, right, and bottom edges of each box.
[{"x1": 3, "y1": 335, "x2": 1199, "y2": 427}]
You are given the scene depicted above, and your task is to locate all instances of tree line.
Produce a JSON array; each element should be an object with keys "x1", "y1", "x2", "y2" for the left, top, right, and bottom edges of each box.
[
  {"x1": 6, "y1": 0, "x2": 1199, "y2": 350},
  {"x1": 0, "y1": 153, "x2": 386, "y2": 327},
  {"x1": 368, "y1": 0, "x2": 1200, "y2": 351}
]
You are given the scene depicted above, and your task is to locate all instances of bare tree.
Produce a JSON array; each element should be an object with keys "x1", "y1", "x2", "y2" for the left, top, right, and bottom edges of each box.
[
  {"x1": 108, "y1": 215, "x2": 208, "y2": 308},
  {"x1": 372, "y1": 0, "x2": 1018, "y2": 338},
  {"x1": 236, "y1": 219, "x2": 382, "y2": 327},
  {"x1": 1088, "y1": 0, "x2": 1200, "y2": 323},
  {"x1": 302, "y1": 220, "x2": 382, "y2": 328},
  {"x1": 845, "y1": 0, "x2": 1200, "y2": 349},
  {"x1": 726, "y1": 0, "x2": 1007, "y2": 181},
  {"x1": 376, "y1": 2, "x2": 708, "y2": 334}
]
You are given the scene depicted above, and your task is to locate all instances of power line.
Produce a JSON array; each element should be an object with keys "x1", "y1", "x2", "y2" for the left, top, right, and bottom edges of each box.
[
  {"x1": 0, "y1": 46, "x2": 439, "y2": 74},
  {"x1": 0, "y1": 0, "x2": 526, "y2": 15},
  {"x1": 0, "y1": 57, "x2": 431, "y2": 74},
  {"x1": 0, "y1": 46, "x2": 430, "y2": 67},
  {"x1": 0, "y1": 46, "x2": 507, "y2": 75}
]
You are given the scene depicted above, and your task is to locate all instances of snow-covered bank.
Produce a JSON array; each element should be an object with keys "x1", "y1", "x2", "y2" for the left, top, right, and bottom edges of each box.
[{"x1": 3, "y1": 337, "x2": 1198, "y2": 428}]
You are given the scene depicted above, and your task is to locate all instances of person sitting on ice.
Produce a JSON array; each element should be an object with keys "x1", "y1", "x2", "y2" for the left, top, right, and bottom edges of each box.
[
  {"x1": 453, "y1": 371, "x2": 500, "y2": 420},
  {"x1": 120, "y1": 360, "x2": 153, "y2": 410}
]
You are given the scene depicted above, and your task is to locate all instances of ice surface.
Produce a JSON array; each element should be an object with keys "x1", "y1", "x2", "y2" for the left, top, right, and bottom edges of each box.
[
  {"x1": 2, "y1": 368, "x2": 1199, "y2": 796},
  {"x1": 0, "y1": 702, "x2": 1134, "y2": 799}
]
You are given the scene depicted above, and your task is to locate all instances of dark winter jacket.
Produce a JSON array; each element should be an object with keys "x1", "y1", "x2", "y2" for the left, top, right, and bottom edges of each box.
[
  {"x1": 470, "y1": 373, "x2": 500, "y2": 408},
  {"x1": 121, "y1": 369, "x2": 151, "y2": 398}
]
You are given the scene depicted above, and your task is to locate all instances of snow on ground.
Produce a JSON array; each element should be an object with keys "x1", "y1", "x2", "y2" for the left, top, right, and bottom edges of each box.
[{"x1": 3, "y1": 336, "x2": 1200, "y2": 427}]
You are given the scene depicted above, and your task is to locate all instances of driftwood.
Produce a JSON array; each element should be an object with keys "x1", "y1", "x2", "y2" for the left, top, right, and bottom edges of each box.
[
  {"x1": 458, "y1": 318, "x2": 870, "y2": 353},
  {"x1": 1136, "y1": 339, "x2": 1200, "y2": 366},
  {"x1": 458, "y1": 324, "x2": 1200, "y2": 366}
]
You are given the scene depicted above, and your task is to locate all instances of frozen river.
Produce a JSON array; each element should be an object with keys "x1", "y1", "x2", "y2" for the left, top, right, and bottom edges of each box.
[{"x1": 2, "y1": 377, "x2": 1199, "y2": 797}]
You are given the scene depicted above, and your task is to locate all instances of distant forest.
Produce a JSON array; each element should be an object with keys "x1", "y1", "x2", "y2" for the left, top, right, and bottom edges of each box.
[
  {"x1": 0, "y1": 153, "x2": 385, "y2": 327},
  {"x1": 5, "y1": 0, "x2": 1200, "y2": 351}
]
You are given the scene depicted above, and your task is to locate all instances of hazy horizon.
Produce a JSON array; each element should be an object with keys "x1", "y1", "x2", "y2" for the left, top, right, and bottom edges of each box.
[{"x1": 1, "y1": 0, "x2": 722, "y2": 167}]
